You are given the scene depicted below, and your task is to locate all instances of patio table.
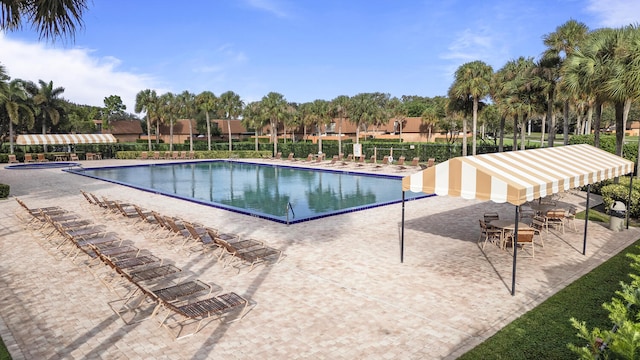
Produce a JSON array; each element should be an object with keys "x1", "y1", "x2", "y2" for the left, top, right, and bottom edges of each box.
[{"x1": 489, "y1": 220, "x2": 533, "y2": 249}]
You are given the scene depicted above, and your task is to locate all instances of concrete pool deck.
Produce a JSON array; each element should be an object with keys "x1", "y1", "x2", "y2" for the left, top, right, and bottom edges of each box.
[{"x1": 1, "y1": 158, "x2": 639, "y2": 359}]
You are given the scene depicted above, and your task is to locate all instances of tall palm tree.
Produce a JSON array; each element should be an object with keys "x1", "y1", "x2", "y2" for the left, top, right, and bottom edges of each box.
[
  {"x1": 195, "y1": 91, "x2": 217, "y2": 151},
  {"x1": 158, "y1": 92, "x2": 179, "y2": 152},
  {"x1": 544, "y1": 19, "x2": 589, "y2": 146},
  {"x1": 347, "y1": 92, "x2": 388, "y2": 144},
  {"x1": 177, "y1": 91, "x2": 196, "y2": 151},
  {"x1": 532, "y1": 54, "x2": 562, "y2": 147},
  {"x1": 26, "y1": 79, "x2": 64, "y2": 151},
  {"x1": 310, "y1": 99, "x2": 330, "y2": 155},
  {"x1": 260, "y1": 92, "x2": 288, "y2": 155},
  {"x1": 218, "y1": 91, "x2": 244, "y2": 152},
  {"x1": 449, "y1": 61, "x2": 493, "y2": 156},
  {"x1": 3, "y1": 79, "x2": 35, "y2": 153},
  {"x1": 0, "y1": 0, "x2": 88, "y2": 40},
  {"x1": 242, "y1": 101, "x2": 265, "y2": 151},
  {"x1": 330, "y1": 95, "x2": 350, "y2": 155},
  {"x1": 135, "y1": 89, "x2": 159, "y2": 151},
  {"x1": 388, "y1": 97, "x2": 408, "y2": 143}
]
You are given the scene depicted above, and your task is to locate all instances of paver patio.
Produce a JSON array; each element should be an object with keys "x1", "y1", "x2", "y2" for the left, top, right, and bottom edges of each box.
[{"x1": 1, "y1": 158, "x2": 638, "y2": 359}]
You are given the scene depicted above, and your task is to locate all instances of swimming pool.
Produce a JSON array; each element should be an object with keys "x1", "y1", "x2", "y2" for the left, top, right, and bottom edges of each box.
[{"x1": 67, "y1": 161, "x2": 429, "y2": 224}]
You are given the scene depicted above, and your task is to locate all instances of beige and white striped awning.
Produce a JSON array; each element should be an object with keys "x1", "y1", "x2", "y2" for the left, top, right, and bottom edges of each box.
[
  {"x1": 402, "y1": 144, "x2": 634, "y2": 206},
  {"x1": 16, "y1": 134, "x2": 117, "y2": 145}
]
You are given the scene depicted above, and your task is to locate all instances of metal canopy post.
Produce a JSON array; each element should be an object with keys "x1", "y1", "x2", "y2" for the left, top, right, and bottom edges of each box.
[
  {"x1": 401, "y1": 191, "x2": 406, "y2": 263},
  {"x1": 582, "y1": 184, "x2": 591, "y2": 255},
  {"x1": 511, "y1": 205, "x2": 520, "y2": 296}
]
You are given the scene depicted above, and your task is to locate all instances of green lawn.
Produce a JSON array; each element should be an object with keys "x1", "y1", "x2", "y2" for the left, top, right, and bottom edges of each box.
[
  {"x1": 0, "y1": 336, "x2": 9, "y2": 360},
  {"x1": 458, "y1": 236, "x2": 640, "y2": 359}
]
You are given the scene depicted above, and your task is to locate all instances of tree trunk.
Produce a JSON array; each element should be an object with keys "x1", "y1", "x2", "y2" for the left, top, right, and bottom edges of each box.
[
  {"x1": 462, "y1": 117, "x2": 468, "y2": 156},
  {"x1": 9, "y1": 121, "x2": 14, "y2": 154},
  {"x1": 563, "y1": 100, "x2": 570, "y2": 146},
  {"x1": 499, "y1": 115, "x2": 505, "y2": 152},
  {"x1": 520, "y1": 115, "x2": 527, "y2": 150},
  {"x1": 169, "y1": 119, "x2": 174, "y2": 152},
  {"x1": 548, "y1": 112, "x2": 556, "y2": 147},
  {"x1": 594, "y1": 102, "x2": 602, "y2": 148},
  {"x1": 472, "y1": 98, "x2": 478, "y2": 155},
  {"x1": 189, "y1": 120, "x2": 193, "y2": 152},
  {"x1": 318, "y1": 123, "x2": 323, "y2": 155},
  {"x1": 272, "y1": 119, "x2": 278, "y2": 156},
  {"x1": 227, "y1": 119, "x2": 232, "y2": 152},
  {"x1": 585, "y1": 106, "x2": 593, "y2": 135},
  {"x1": 540, "y1": 114, "x2": 546, "y2": 147},
  {"x1": 146, "y1": 116, "x2": 152, "y2": 151},
  {"x1": 512, "y1": 115, "x2": 518, "y2": 151},
  {"x1": 338, "y1": 116, "x2": 343, "y2": 156},
  {"x1": 206, "y1": 112, "x2": 211, "y2": 151}
]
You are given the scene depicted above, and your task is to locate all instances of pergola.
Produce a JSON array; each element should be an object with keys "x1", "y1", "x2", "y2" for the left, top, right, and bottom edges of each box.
[{"x1": 400, "y1": 144, "x2": 635, "y2": 295}]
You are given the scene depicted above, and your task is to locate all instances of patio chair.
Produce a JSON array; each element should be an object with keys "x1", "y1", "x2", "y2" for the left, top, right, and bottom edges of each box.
[
  {"x1": 271, "y1": 152, "x2": 282, "y2": 160},
  {"x1": 478, "y1": 219, "x2": 503, "y2": 250},
  {"x1": 155, "y1": 291, "x2": 250, "y2": 339},
  {"x1": 37, "y1": 153, "x2": 49, "y2": 162},
  {"x1": 24, "y1": 154, "x2": 35, "y2": 163},
  {"x1": 8, "y1": 154, "x2": 19, "y2": 163},
  {"x1": 324, "y1": 155, "x2": 339, "y2": 166},
  {"x1": 303, "y1": 154, "x2": 313, "y2": 162},
  {"x1": 137, "y1": 151, "x2": 148, "y2": 160},
  {"x1": 427, "y1": 158, "x2": 435, "y2": 167},
  {"x1": 153, "y1": 151, "x2": 161, "y2": 160},
  {"x1": 369, "y1": 155, "x2": 377, "y2": 164},
  {"x1": 287, "y1": 153, "x2": 294, "y2": 161},
  {"x1": 483, "y1": 212, "x2": 500, "y2": 223},
  {"x1": 564, "y1": 206, "x2": 578, "y2": 232},
  {"x1": 545, "y1": 209, "x2": 565, "y2": 233},
  {"x1": 163, "y1": 151, "x2": 171, "y2": 159},
  {"x1": 513, "y1": 229, "x2": 536, "y2": 257},
  {"x1": 410, "y1": 157, "x2": 420, "y2": 167},
  {"x1": 188, "y1": 151, "x2": 196, "y2": 159},
  {"x1": 172, "y1": 151, "x2": 180, "y2": 160},
  {"x1": 181, "y1": 221, "x2": 222, "y2": 257},
  {"x1": 530, "y1": 216, "x2": 546, "y2": 247},
  {"x1": 69, "y1": 153, "x2": 80, "y2": 161}
]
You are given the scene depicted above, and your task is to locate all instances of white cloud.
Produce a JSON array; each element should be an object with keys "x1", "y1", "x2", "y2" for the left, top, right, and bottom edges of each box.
[
  {"x1": 586, "y1": 0, "x2": 640, "y2": 27},
  {"x1": 441, "y1": 28, "x2": 494, "y2": 62},
  {"x1": 244, "y1": 0, "x2": 290, "y2": 18},
  {"x1": 0, "y1": 34, "x2": 159, "y2": 113}
]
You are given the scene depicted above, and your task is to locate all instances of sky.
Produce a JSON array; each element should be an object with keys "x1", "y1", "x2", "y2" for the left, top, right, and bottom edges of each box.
[{"x1": 1, "y1": 0, "x2": 639, "y2": 114}]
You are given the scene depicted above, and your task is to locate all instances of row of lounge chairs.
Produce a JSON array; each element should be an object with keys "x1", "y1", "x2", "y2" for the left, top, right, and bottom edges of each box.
[
  {"x1": 80, "y1": 190, "x2": 284, "y2": 273},
  {"x1": 138, "y1": 151, "x2": 196, "y2": 160},
  {"x1": 270, "y1": 152, "x2": 435, "y2": 171},
  {"x1": 14, "y1": 198, "x2": 252, "y2": 339}
]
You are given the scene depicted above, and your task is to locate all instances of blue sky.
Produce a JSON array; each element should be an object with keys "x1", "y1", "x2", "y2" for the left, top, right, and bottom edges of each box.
[{"x1": 1, "y1": 0, "x2": 639, "y2": 113}]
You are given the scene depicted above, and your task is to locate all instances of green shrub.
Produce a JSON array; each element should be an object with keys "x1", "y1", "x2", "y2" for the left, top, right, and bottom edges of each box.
[
  {"x1": 0, "y1": 184, "x2": 9, "y2": 199},
  {"x1": 600, "y1": 176, "x2": 640, "y2": 218},
  {"x1": 115, "y1": 150, "x2": 271, "y2": 160}
]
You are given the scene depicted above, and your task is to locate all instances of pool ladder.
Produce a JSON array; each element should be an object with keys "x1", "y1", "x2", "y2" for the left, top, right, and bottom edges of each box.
[{"x1": 285, "y1": 202, "x2": 295, "y2": 225}]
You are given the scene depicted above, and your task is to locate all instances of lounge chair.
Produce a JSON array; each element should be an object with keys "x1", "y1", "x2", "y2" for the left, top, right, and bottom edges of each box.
[
  {"x1": 303, "y1": 154, "x2": 313, "y2": 162},
  {"x1": 181, "y1": 221, "x2": 222, "y2": 257},
  {"x1": 138, "y1": 151, "x2": 149, "y2": 160},
  {"x1": 428, "y1": 158, "x2": 435, "y2": 167},
  {"x1": 369, "y1": 155, "x2": 376, "y2": 164},
  {"x1": 271, "y1": 152, "x2": 282, "y2": 160},
  {"x1": 215, "y1": 237, "x2": 282, "y2": 272},
  {"x1": 8, "y1": 154, "x2": 19, "y2": 163},
  {"x1": 37, "y1": 153, "x2": 49, "y2": 162},
  {"x1": 156, "y1": 291, "x2": 250, "y2": 339},
  {"x1": 188, "y1": 151, "x2": 196, "y2": 159},
  {"x1": 153, "y1": 151, "x2": 161, "y2": 160},
  {"x1": 172, "y1": 151, "x2": 180, "y2": 160},
  {"x1": 324, "y1": 155, "x2": 339, "y2": 166},
  {"x1": 410, "y1": 157, "x2": 420, "y2": 167},
  {"x1": 69, "y1": 153, "x2": 80, "y2": 161},
  {"x1": 287, "y1": 153, "x2": 295, "y2": 161},
  {"x1": 179, "y1": 151, "x2": 187, "y2": 160},
  {"x1": 24, "y1": 154, "x2": 35, "y2": 163}
]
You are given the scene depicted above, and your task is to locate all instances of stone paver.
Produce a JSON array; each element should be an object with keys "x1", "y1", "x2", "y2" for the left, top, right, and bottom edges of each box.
[{"x1": 0, "y1": 159, "x2": 638, "y2": 359}]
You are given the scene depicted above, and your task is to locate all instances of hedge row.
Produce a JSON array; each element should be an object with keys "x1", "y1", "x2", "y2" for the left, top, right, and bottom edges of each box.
[{"x1": 115, "y1": 150, "x2": 272, "y2": 160}]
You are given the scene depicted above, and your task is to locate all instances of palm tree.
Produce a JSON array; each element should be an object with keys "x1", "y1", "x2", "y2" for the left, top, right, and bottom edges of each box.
[
  {"x1": 26, "y1": 80, "x2": 64, "y2": 151},
  {"x1": 532, "y1": 54, "x2": 562, "y2": 147},
  {"x1": 347, "y1": 93, "x2": 389, "y2": 144},
  {"x1": 218, "y1": 91, "x2": 244, "y2": 152},
  {"x1": 195, "y1": 91, "x2": 217, "y2": 151},
  {"x1": 177, "y1": 91, "x2": 196, "y2": 151},
  {"x1": 330, "y1": 95, "x2": 350, "y2": 155},
  {"x1": 135, "y1": 89, "x2": 159, "y2": 151},
  {"x1": 0, "y1": 0, "x2": 88, "y2": 40},
  {"x1": 449, "y1": 60, "x2": 493, "y2": 156},
  {"x1": 543, "y1": 19, "x2": 589, "y2": 146},
  {"x1": 388, "y1": 97, "x2": 408, "y2": 143},
  {"x1": 260, "y1": 92, "x2": 288, "y2": 156},
  {"x1": 242, "y1": 101, "x2": 265, "y2": 151},
  {"x1": 310, "y1": 99, "x2": 330, "y2": 155},
  {"x1": 2, "y1": 79, "x2": 35, "y2": 153},
  {"x1": 158, "y1": 92, "x2": 179, "y2": 152}
]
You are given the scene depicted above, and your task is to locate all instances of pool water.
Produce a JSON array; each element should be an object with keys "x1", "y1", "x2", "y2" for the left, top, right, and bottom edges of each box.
[{"x1": 68, "y1": 161, "x2": 428, "y2": 224}]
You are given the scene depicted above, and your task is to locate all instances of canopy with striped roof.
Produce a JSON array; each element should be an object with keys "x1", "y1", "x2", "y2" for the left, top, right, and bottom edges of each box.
[
  {"x1": 16, "y1": 134, "x2": 117, "y2": 145},
  {"x1": 402, "y1": 144, "x2": 634, "y2": 205}
]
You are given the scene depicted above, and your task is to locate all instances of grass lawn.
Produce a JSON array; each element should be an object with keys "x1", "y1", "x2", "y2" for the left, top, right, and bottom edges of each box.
[
  {"x1": 0, "y1": 336, "x2": 9, "y2": 360},
  {"x1": 459, "y1": 231, "x2": 640, "y2": 359}
]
